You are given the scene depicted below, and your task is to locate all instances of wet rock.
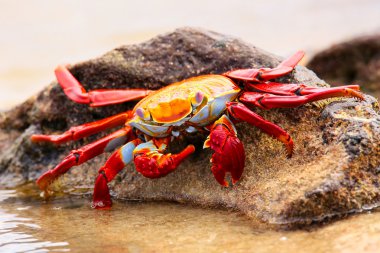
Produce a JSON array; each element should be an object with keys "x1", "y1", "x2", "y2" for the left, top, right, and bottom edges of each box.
[
  {"x1": 307, "y1": 34, "x2": 380, "y2": 98},
  {"x1": 1, "y1": 27, "x2": 380, "y2": 226}
]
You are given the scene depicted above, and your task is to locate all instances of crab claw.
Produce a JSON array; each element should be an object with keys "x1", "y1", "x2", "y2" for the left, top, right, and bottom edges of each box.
[
  {"x1": 133, "y1": 139, "x2": 195, "y2": 179},
  {"x1": 204, "y1": 115, "x2": 245, "y2": 186}
]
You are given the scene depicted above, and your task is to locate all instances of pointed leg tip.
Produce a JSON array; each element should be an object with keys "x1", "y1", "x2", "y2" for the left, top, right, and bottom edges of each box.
[
  {"x1": 36, "y1": 172, "x2": 55, "y2": 192},
  {"x1": 55, "y1": 64, "x2": 69, "y2": 73},
  {"x1": 93, "y1": 173, "x2": 112, "y2": 210},
  {"x1": 355, "y1": 91, "x2": 365, "y2": 101},
  {"x1": 31, "y1": 134, "x2": 47, "y2": 142},
  {"x1": 91, "y1": 200, "x2": 112, "y2": 210},
  {"x1": 37, "y1": 173, "x2": 57, "y2": 200},
  {"x1": 31, "y1": 134, "x2": 65, "y2": 144},
  {"x1": 296, "y1": 50, "x2": 305, "y2": 57},
  {"x1": 39, "y1": 189, "x2": 51, "y2": 199}
]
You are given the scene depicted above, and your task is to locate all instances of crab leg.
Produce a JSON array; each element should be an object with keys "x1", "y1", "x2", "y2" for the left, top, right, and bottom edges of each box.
[
  {"x1": 204, "y1": 115, "x2": 245, "y2": 186},
  {"x1": 246, "y1": 82, "x2": 361, "y2": 96},
  {"x1": 37, "y1": 127, "x2": 134, "y2": 193},
  {"x1": 259, "y1": 50, "x2": 305, "y2": 80},
  {"x1": 55, "y1": 65, "x2": 154, "y2": 106},
  {"x1": 240, "y1": 86, "x2": 364, "y2": 110},
  {"x1": 223, "y1": 51, "x2": 304, "y2": 82},
  {"x1": 227, "y1": 102, "x2": 294, "y2": 157},
  {"x1": 93, "y1": 139, "x2": 142, "y2": 209},
  {"x1": 133, "y1": 138, "x2": 195, "y2": 179},
  {"x1": 31, "y1": 111, "x2": 132, "y2": 145},
  {"x1": 93, "y1": 138, "x2": 195, "y2": 209}
]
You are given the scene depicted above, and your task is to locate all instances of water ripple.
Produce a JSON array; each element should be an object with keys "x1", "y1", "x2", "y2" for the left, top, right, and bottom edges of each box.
[{"x1": 0, "y1": 190, "x2": 69, "y2": 253}]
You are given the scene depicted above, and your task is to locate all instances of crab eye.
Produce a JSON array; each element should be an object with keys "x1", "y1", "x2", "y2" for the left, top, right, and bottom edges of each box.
[
  {"x1": 191, "y1": 91, "x2": 204, "y2": 107},
  {"x1": 136, "y1": 108, "x2": 151, "y2": 121}
]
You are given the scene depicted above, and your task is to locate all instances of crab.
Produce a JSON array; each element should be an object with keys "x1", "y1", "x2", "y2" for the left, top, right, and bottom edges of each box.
[{"x1": 31, "y1": 51, "x2": 363, "y2": 209}]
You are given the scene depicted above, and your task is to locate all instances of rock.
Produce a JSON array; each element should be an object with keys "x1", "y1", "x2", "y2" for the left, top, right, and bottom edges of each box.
[
  {"x1": 307, "y1": 34, "x2": 380, "y2": 98},
  {"x1": 1, "y1": 27, "x2": 380, "y2": 226}
]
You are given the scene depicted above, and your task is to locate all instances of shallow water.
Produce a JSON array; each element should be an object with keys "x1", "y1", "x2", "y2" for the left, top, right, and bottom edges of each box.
[{"x1": 1, "y1": 185, "x2": 380, "y2": 253}]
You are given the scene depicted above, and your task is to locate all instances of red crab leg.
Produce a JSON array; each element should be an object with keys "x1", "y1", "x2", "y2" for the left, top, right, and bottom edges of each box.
[
  {"x1": 133, "y1": 138, "x2": 195, "y2": 179},
  {"x1": 55, "y1": 65, "x2": 154, "y2": 106},
  {"x1": 246, "y1": 82, "x2": 361, "y2": 96},
  {"x1": 93, "y1": 138, "x2": 194, "y2": 209},
  {"x1": 31, "y1": 111, "x2": 132, "y2": 145},
  {"x1": 259, "y1": 50, "x2": 305, "y2": 80},
  {"x1": 37, "y1": 127, "x2": 134, "y2": 193},
  {"x1": 93, "y1": 138, "x2": 142, "y2": 209},
  {"x1": 227, "y1": 102, "x2": 294, "y2": 157},
  {"x1": 240, "y1": 86, "x2": 364, "y2": 110},
  {"x1": 223, "y1": 51, "x2": 304, "y2": 82},
  {"x1": 204, "y1": 115, "x2": 245, "y2": 186}
]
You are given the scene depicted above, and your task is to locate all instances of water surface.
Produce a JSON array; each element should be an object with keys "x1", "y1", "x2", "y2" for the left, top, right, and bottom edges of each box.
[{"x1": 1, "y1": 184, "x2": 380, "y2": 253}]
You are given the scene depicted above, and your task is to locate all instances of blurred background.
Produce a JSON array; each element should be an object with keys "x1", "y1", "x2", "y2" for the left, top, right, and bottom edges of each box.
[
  {"x1": 1, "y1": 0, "x2": 379, "y2": 110},
  {"x1": 1, "y1": 2, "x2": 380, "y2": 252}
]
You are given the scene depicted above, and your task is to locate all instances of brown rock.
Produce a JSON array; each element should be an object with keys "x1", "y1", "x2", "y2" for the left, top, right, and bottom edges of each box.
[
  {"x1": 1, "y1": 28, "x2": 380, "y2": 226},
  {"x1": 307, "y1": 34, "x2": 380, "y2": 98}
]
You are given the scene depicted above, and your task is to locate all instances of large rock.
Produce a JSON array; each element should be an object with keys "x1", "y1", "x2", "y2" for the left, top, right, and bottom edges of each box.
[
  {"x1": 307, "y1": 34, "x2": 380, "y2": 98},
  {"x1": 1, "y1": 28, "x2": 379, "y2": 226}
]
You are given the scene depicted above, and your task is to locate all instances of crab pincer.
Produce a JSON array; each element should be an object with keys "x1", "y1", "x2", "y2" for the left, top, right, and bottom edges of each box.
[
  {"x1": 204, "y1": 115, "x2": 245, "y2": 186},
  {"x1": 133, "y1": 138, "x2": 195, "y2": 178},
  {"x1": 32, "y1": 50, "x2": 364, "y2": 210}
]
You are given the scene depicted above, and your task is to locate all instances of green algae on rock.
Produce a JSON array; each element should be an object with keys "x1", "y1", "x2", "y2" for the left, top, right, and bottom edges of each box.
[{"x1": 0, "y1": 27, "x2": 379, "y2": 226}]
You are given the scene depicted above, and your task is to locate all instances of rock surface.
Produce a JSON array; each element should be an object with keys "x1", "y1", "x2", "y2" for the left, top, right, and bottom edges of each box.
[
  {"x1": 1, "y1": 27, "x2": 380, "y2": 226},
  {"x1": 307, "y1": 34, "x2": 380, "y2": 98}
]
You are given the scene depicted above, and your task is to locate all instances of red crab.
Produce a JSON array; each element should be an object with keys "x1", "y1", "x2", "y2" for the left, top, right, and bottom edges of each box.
[{"x1": 31, "y1": 51, "x2": 363, "y2": 209}]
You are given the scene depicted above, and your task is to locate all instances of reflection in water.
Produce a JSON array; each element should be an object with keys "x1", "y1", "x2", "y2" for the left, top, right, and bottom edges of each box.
[
  {"x1": 1, "y1": 185, "x2": 380, "y2": 253},
  {"x1": 0, "y1": 190, "x2": 69, "y2": 252}
]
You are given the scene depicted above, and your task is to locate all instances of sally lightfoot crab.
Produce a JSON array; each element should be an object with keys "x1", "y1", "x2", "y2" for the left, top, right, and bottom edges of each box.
[{"x1": 31, "y1": 51, "x2": 363, "y2": 209}]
